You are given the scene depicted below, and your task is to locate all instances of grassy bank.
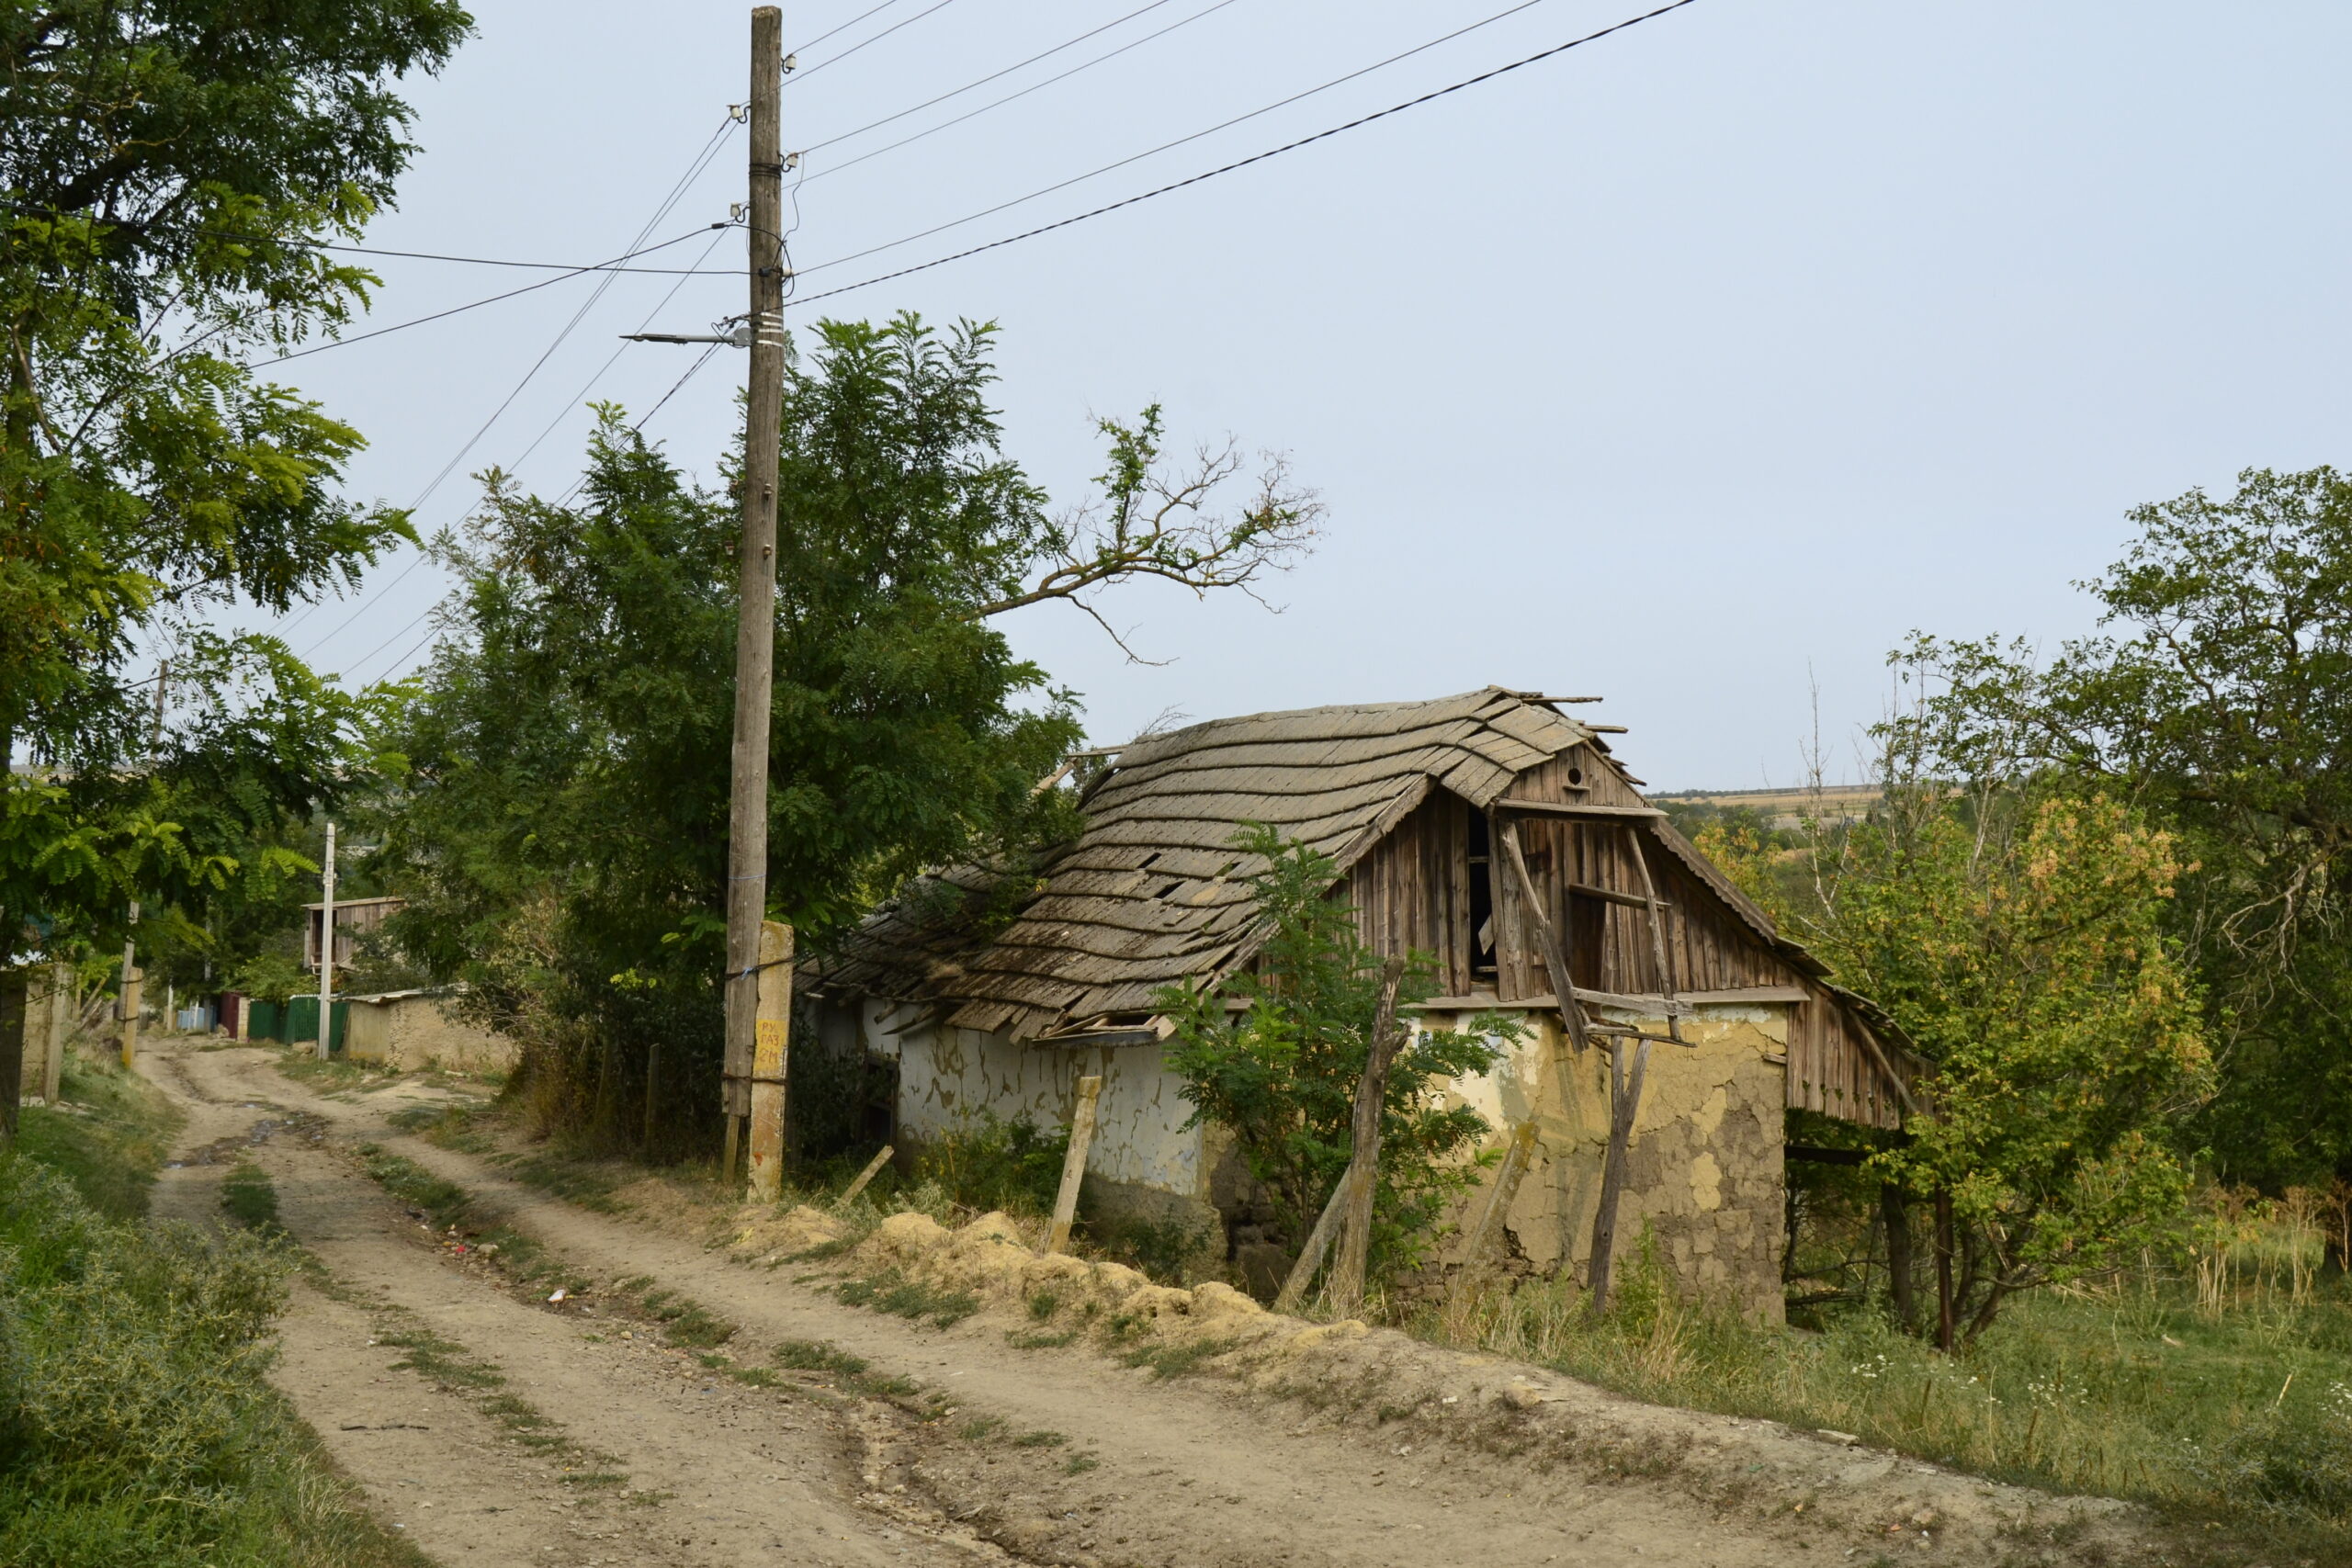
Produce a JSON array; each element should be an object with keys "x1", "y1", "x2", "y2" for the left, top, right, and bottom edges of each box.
[
  {"x1": 1415, "y1": 1246, "x2": 2352, "y2": 1562},
  {"x1": 0, "y1": 1043, "x2": 425, "y2": 1568}
]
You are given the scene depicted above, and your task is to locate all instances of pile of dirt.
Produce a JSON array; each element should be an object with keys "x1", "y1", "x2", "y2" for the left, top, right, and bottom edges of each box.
[{"x1": 763, "y1": 1202, "x2": 2159, "y2": 1565}]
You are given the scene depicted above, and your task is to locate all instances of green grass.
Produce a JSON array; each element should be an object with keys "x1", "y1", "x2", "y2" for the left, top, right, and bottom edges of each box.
[
  {"x1": 13, "y1": 1044, "x2": 181, "y2": 1218},
  {"x1": 1117, "y1": 1336, "x2": 1240, "y2": 1380},
  {"x1": 1007, "y1": 1328, "x2": 1079, "y2": 1349},
  {"x1": 835, "y1": 1268, "x2": 979, "y2": 1328},
  {"x1": 272, "y1": 1049, "x2": 398, "y2": 1096},
  {"x1": 1063, "y1": 1453, "x2": 1100, "y2": 1475},
  {"x1": 626, "y1": 1281, "x2": 737, "y2": 1348},
  {"x1": 368, "y1": 1307, "x2": 623, "y2": 1482},
  {"x1": 1418, "y1": 1247, "x2": 2352, "y2": 1564},
  {"x1": 0, "y1": 1140, "x2": 426, "y2": 1568},
  {"x1": 220, "y1": 1161, "x2": 283, "y2": 1234},
  {"x1": 769, "y1": 1337, "x2": 919, "y2": 1398}
]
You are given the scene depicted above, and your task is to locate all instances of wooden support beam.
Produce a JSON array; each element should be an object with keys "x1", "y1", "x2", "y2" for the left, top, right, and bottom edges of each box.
[
  {"x1": 1043, "y1": 1075, "x2": 1103, "y2": 1256},
  {"x1": 1491, "y1": 800, "x2": 1663, "y2": 821},
  {"x1": 1623, "y1": 825, "x2": 1683, "y2": 1045},
  {"x1": 1495, "y1": 817, "x2": 1589, "y2": 1054},
  {"x1": 840, "y1": 1144, "x2": 895, "y2": 1205},
  {"x1": 1326, "y1": 959, "x2": 1408, "y2": 1318},
  {"x1": 1566, "y1": 881, "x2": 1671, "y2": 912},
  {"x1": 1585, "y1": 1036, "x2": 1651, "y2": 1317},
  {"x1": 1453, "y1": 1121, "x2": 1539, "y2": 1294},
  {"x1": 1274, "y1": 957, "x2": 1408, "y2": 1314}
]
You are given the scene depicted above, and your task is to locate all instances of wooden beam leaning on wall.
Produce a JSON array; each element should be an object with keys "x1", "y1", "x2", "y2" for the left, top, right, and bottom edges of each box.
[
  {"x1": 1043, "y1": 1075, "x2": 1104, "y2": 1256},
  {"x1": 1274, "y1": 957, "x2": 1408, "y2": 1314}
]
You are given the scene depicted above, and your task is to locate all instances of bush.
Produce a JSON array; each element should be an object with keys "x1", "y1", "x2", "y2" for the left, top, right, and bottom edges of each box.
[
  {"x1": 912, "y1": 1112, "x2": 1068, "y2": 1216},
  {"x1": 0, "y1": 1154, "x2": 413, "y2": 1567}
]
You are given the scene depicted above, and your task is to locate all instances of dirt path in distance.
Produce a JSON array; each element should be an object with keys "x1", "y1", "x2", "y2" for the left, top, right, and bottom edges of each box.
[{"x1": 140, "y1": 1038, "x2": 2159, "y2": 1568}]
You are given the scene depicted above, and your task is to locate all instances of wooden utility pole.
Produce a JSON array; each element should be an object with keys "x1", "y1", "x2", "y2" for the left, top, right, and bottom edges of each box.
[
  {"x1": 119, "y1": 661, "x2": 166, "y2": 1070},
  {"x1": 744, "y1": 919, "x2": 793, "y2": 1201},
  {"x1": 316, "y1": 818, "x2": 336, "y2": 1059},
  {"x1": 721, "y1": 6, "x2": 789, "y2": 1187}
]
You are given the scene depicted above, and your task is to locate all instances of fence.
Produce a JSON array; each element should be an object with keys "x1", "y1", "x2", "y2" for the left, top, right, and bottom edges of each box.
[{"x1": 243, "y1": 997, "x2": 349, "y2": 1054}]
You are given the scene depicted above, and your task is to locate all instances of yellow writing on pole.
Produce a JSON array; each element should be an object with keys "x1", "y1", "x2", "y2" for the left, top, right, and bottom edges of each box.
[{"x1": 754, "y1": 1017, "x2": 785, "y2": 1077}]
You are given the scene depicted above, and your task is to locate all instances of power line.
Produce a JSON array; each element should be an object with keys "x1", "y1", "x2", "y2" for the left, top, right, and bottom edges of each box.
[
  {"x1": 250, "y1": 227, "x2": 724, "y2": 369},
  {"x1": 295, "y1": 120, "x2": 742, "y2": 656},
  {"x1": 797, "y1": 0, "x2": 1577, "y2": 279},
  {"x1": 794, "y1": 0, "x2": 903, "y2": 55},
  {"x1": 790, "y1": 0, "x2": 964, "y2": 85},
  {"x1": 795, "y1": 0, "x2": 1701, "y2": 307},
  {"x1": 801, "y1": 0, "x2": 1180, "y2": 156},
  {"x1": 798, "y1": 0, "x2": 1248, "y2": 186}
]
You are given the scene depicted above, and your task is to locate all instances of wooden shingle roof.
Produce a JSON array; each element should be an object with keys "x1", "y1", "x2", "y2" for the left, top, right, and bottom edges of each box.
[{"x1": 805, "y1": 687, "x2": 1593, "y2": 1040}]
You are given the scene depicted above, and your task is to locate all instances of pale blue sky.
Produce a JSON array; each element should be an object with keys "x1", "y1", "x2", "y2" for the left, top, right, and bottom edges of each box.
[{"x1": 243, "y1": 0, "x2": 2352, "y2": 789}]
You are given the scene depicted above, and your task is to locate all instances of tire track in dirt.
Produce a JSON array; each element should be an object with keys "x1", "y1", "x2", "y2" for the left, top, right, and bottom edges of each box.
[
  {"x1": 143, "y1": 1043, "x2": 1013, "y2": 1568},
  {"x1": 141, "y1": 1040, "x2": 2057, "y2": 1568}
]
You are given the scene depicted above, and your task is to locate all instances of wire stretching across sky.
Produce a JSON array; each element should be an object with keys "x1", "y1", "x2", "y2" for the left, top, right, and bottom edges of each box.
[
  {"x1": 798, "y1": 0, "x2": 1249, "y2": 186},
  {"x1": 292, "y1": 117, "x2": 741, "y2": 658},
  {"x1": 794, "y1": 0, "x2": 1579, "y2": 277},
  {"x1": 794, "y1": 0, "x2": 1702, "y2": 307}
]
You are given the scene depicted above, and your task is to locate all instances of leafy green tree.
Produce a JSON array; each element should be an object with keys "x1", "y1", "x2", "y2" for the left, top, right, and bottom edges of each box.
[
  {"x1": 1158, "y1": 824, "x2": 1514, "y2": 1281},
  {"x1": 1886, "y1": 467, "x2": 2352, "y2": 1190},
  {"x1": 1, "y1": 0, "x2": 471, "y2": 961},
  {"x1": 378, "y1": 315, "x2": 1317, "y2": 1151},
  {"x1": 1702, "y1": 785, "x2": 2211, "y2": 1342}
]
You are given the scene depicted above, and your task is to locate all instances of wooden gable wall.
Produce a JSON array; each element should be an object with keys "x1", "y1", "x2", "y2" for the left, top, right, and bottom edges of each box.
[{"x1": 1335, "y1": 742, "x2": 1912, "y2": 1129}]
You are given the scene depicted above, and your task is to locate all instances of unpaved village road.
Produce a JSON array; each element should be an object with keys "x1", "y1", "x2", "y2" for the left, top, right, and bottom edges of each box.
[{"x1": 137, "y1": 1040, "x2": 2133, "y2": 1568}]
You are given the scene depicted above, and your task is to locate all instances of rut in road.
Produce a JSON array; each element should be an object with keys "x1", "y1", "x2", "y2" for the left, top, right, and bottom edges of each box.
[{"x1": 141, "y1": 1040, "x2": 2151, "y2": 1568}]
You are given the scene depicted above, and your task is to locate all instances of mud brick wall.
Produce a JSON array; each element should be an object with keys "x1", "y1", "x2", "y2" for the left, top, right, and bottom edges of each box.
[{"x1": 1438, "y1": 1004, "x2": 1790, "y2": 1323}]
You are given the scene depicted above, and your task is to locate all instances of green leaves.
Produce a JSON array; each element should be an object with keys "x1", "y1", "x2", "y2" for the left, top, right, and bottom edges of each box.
[{"x1": 1159, "y1": 824, "x2": 1513, "y2": 1280}]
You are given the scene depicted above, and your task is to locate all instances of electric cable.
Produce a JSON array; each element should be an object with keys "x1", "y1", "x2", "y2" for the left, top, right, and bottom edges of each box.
[
  {"x1": 792, "y1": 0, "x2": 1700, "y2": 305},
  {"x1": 797, "y1": 0, "x2": 1578, "y2": 276},
  {"x1": 790, "y1": 0, "x2": 964, "y2": 85},
  {"x1": 251, "y1": 227, "x2": 721, "y2": 369},
  {"x1": 291, "y1": 119, "x2": 741, "y2": 652},
  {"x1": 798, "y1": 0, "x2": 1247, "y2": 188},
  {"x1": 794, "y1": 0, "x2": 903, "y2": 55},
  {"x1": 799, "y1": 0, "x2": 1181, "y2": 155}
]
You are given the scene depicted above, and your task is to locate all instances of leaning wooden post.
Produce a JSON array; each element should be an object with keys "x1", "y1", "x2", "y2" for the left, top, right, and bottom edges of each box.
[
  {"x1": 744, "y1": 919, "x2": 794, "y2": 1203},
  {"x1": 1453, "y1": 1120, "x2": 1540, "y2": 1299},
  {"x1": 1584, "y1": 1034, "x2": 1652, "y2": 1316},
  {"x1": 1043, "y1": 1074, "x2": 1104, "y2": 1255},
  {"x1": 839, "y1": 1144, "x2": 894, "y2": 1205},
  {"x1": 1275, "y1": 957, "x2": 1408, "y2": 1314},
  {"x1": 1326, "y1": 958, "x2": 1409, "y2": 1317}
]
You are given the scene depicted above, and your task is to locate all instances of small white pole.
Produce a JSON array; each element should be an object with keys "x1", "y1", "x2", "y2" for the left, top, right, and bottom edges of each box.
[{"x1": 317, "y1": 819, "x2": 336, "y2": 1059}]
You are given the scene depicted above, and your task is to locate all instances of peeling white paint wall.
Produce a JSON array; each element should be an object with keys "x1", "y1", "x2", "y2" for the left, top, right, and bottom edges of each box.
[{"x1": 868, "y1": 1002, "x2": 1205, "y2": 1195}]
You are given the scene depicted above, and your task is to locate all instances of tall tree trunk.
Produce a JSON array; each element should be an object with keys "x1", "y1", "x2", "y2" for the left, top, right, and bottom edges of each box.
[{"x1": 1882, "y1": 1183, "x2": 1915, "y2": 1333}]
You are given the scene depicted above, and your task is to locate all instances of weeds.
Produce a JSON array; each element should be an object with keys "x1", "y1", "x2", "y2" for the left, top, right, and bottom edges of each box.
[
  {"x1": 220, "y1": 1161, "x2": 283, "y2": 1234},
  {"x1": 769, "y1": 1337, "x2": 918, "y2": 1398},
  {"x1": 1008, "y1": 1328, "x2": 1079, "y2": 1349},
  {"x1": 836, "y1": 1269, "x2": 979, "y2": 1328},
  {"x1": 1118, "y1": 1336, "x2": 1240, "y2": 1381},
  {"x1": 910, "y1": 1112, "x2": 1068, "y2": 1217},
  {"x1": 0, "y1": 1148, "x2": 424, "y2": 1568}
]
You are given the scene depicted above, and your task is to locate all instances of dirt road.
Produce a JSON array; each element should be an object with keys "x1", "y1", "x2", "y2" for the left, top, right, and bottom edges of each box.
[{"x1": 139, "y1": 1039, "x2": 2145, "y2": 1568}]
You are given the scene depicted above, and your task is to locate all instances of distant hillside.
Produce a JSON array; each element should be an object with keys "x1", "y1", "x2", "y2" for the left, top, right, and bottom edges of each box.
[{"x1": 1651, "y1": 784, "x2": 1880, "y2": 832}]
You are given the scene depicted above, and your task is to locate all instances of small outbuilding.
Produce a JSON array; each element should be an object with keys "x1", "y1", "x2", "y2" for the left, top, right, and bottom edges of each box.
[{"x1": 802, "y1": 688, "x2": 1917, "y2": 1318}]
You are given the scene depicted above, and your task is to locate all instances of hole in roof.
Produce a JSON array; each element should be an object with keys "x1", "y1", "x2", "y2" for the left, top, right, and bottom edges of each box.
[
  {"x1": 1156, "y1": 881, "x2": 1183, "y2": 899},
  {"x1": 1137, "y1": 852, "x2": 1161, "y2": 871}
]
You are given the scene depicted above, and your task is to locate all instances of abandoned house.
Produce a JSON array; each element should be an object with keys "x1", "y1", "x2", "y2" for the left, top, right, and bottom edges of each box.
[{"x1": 800, "y1": 687, "x2": 1919, "y2": 1320}]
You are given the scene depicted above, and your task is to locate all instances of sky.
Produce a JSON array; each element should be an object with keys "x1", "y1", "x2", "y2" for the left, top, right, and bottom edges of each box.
[{"x1": 237, "y1": 0, "x2": 2352, "y2": 790}]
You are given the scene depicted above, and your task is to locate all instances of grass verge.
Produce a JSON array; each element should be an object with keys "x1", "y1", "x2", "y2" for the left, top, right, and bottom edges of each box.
[
  {"x1": 368, "y1": 1309, "x2": 625, "y2": 1486},
  {"x1": 1418, "y1": 1249, "x2": 2352, "y2": 1565},
  {"x1": 0, "y1": 1127, "x2": 426, "y2": 1568}
]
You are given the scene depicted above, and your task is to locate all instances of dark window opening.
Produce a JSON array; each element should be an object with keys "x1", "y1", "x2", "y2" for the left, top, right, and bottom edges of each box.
[
  {"x1": 1567, "y1": 891, "x2": 1607, "y2": 990},
  {"x1": 1466, "y1": 810, "x2": 1498, "y2": 982}
]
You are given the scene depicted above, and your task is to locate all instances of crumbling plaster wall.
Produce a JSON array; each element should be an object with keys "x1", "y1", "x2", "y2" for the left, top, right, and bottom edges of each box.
[
  {"x1": 866, "y1": 1002, "x2": 1211, "y2": 1223},
  {"x1": 345, "y1": 994, "x2": 517, "y2": 1075},
  {"x1": 1430, "y1": 1002, "x2": 1788, "y2": 1322}
]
